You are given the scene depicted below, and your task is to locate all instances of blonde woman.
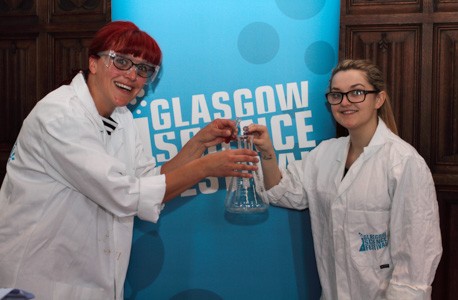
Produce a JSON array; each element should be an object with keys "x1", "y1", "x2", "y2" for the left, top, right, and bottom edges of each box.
[{"x1": 246, "y1": 59, "x2": 442, "y2": 300}]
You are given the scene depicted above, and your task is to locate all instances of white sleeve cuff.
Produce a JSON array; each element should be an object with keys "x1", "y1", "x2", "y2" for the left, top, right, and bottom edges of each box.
[
  {"x1": 137, "y1": 174, "x2": 166, "y2": 223},
  {"x1": 265, "y1": 168, "x2": 308, "y2": 210},
  {"x1": 265, "y1": 168, "x2": 290, "y2": 204}
]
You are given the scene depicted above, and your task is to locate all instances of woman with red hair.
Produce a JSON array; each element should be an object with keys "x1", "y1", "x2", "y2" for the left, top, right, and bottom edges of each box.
[{"x1": 0, "y1": 21, "x2": 258, "y2": 299}]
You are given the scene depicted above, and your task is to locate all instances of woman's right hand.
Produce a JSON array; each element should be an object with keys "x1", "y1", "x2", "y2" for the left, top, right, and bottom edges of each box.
[
  {"x1": 244, "y1": 124, "x2": 275, "y2": 161},
  {"x1": 243, "y1": 123, "x2": 282, "y2": 190},
  {"x1": 162, "y1": 148, "x2": 258, "y2": 202},
  {"x1": 200, "y1": 149, "x2": 259, "y2": 178}
]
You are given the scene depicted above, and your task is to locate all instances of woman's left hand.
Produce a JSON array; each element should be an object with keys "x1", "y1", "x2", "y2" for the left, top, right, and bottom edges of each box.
[{"x1": 195, "y1": 119, "x2": 238, "y2": 148}]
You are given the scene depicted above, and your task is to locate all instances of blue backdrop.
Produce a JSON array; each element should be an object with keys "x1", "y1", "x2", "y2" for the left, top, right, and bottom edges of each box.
[{"x1": 112, "y1": 1, "x2": 340, "y2": 299}]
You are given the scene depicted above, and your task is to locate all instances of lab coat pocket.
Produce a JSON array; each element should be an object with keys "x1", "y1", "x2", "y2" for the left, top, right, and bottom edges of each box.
[
  {"x1": 54, "y1": 281, "x2": 106, "y2": 300},
  {"x1": 347, "y1": 210, "x2": 391, "y2": 268}
]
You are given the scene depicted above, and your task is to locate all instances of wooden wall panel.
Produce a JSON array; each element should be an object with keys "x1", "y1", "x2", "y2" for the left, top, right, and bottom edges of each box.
[
  {"x1": 346, "y1": 0, "x2": 421, "y2": 14},
  {"x1": 0, "y1": 0, "x2": 37, "y2": 24},
  {"x1": 346, "y1": 26, "x2": 421, "y2": 147},
  {"x1": 0, "y1": 36, "x2": 37, "y2": 179},
  {"x1": 433, "y1": 25, "x2": 458, "y2": 176},
  {"x1": 0, "y1": 0, "x2": 111, "y2": 182},
  {"x1": 50, "y1": 33, "x2": 93, "y2": 89},
  {"x1": 435, "y1": 0, "x2": 458, "y2": 12},
  {"x1": 432, "y1": 189, "x2": 458, "y2": 299},
  {"x1": 50, "y1": 0, "x2": 108, "y2": 23}
]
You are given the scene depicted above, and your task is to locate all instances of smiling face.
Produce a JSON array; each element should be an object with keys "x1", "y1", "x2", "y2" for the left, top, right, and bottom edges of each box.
[
  {"x1": 330, "y1": 69, "x2": 385, "y2": 135},
  {"x1": 87, "y1": 53, "x2": 148, "y2": 117}
]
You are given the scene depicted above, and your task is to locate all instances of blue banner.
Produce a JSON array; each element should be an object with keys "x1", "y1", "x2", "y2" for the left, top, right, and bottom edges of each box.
[{"x1": 113, "y1": 0, "x2": 340, "y2": 299}]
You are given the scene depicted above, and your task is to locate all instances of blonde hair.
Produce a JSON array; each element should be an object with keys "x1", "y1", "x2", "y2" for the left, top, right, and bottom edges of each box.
[{"x1": 329, "y1": 59, "x2": 398, "y2": 135}]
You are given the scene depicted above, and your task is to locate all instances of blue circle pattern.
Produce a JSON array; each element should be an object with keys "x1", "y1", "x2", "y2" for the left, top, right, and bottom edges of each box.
[
  {"x1": 177, "y1": 2, "x2": 333, "y2": 296},
  {"x1": 130, "y1": 0, "x2": 333, "y2": 298},
  {"x1": 125, "y1": 227, "x2": 165, "y2": 299},
  {"x1": 305, "y1": 41, "x2": 336, "y2": 75},
  {"x1": 238, "y1": 22, "x2": 280, "y2": 65},
  {"x1": 275, "y1": 0, "x2": 326, "y2": 20},
  {"x1": 170, "y1": 289, "x2": 224, "y2": 300},
  {"x1": 237, "y1": 0, "x2": 334, "y2": 75}
]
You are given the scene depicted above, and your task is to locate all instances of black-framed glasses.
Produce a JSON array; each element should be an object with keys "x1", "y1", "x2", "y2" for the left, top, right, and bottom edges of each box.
[
  {"x1": 325, "y1": 90, "x2": 379, "y2": 105},
  {"x1": 97, "y1": 50, "x2": 160, "y2": 84}
]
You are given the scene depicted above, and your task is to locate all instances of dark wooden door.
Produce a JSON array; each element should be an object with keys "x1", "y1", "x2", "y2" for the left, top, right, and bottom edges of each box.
[
  {"x1": 0, "y1": 0, "x2": 111, "y2": 182},
  {"x1": 339, "y1": 0, "x2": 458, "y2": 298}
]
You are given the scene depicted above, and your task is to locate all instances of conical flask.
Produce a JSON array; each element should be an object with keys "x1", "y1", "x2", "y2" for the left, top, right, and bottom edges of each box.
[{"x1": 224, "y1": 135, "x2": 269, "y2": 214}]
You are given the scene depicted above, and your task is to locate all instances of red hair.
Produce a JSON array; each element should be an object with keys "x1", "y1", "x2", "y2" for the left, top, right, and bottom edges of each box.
[
  {"x1": 58, "y1": 21, "x2": 162, "y2": 86},
  {"x1": 89, "y1": 21, "x2": 162, "y2": 66}
]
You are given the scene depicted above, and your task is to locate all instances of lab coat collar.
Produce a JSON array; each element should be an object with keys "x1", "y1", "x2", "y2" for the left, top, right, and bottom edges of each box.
[
  {"x1": 335, "y1": 118, "x2": 389, "y2": 194},
  {"x1": 336, "y1": 136, "x2": 351, "y2": 163},
  {"x1": 70, "y1": 72, "x2": 127, "y2": 138},
  {"x1": 71, "y1": 72, "x2": 105, "y2": 134},
  {"x1": 108, "y1": 110, "x2": 126, "y2": 155},
  {"x1": 362, "y1": 118, "x2": 390, "y2": 160},
  {"x1": 336, "y1": 118, "x2": 389, "y2": 163}
]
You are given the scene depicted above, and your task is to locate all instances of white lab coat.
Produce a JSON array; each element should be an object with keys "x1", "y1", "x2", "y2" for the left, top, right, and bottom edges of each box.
[
  {"x1": 0, "y1": 73, "x2": 165, "y2": 300},
  {"x1": 266, "y1": 119, "x2": 442, "y2": 300}
]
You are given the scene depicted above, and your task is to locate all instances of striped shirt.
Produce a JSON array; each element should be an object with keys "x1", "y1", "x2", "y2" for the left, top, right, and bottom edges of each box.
[{"x1": 101, "y1": 116, "x2": 118, "y2": 135}]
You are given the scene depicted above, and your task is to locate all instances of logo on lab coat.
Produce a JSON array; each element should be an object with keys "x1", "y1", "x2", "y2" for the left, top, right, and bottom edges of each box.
[
  {"x1": 8, "y1": 141, "x2": 17, "y2": 164},
  {"x1": 359, "y1": 232, "x2": 388, "y2": 251}
]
